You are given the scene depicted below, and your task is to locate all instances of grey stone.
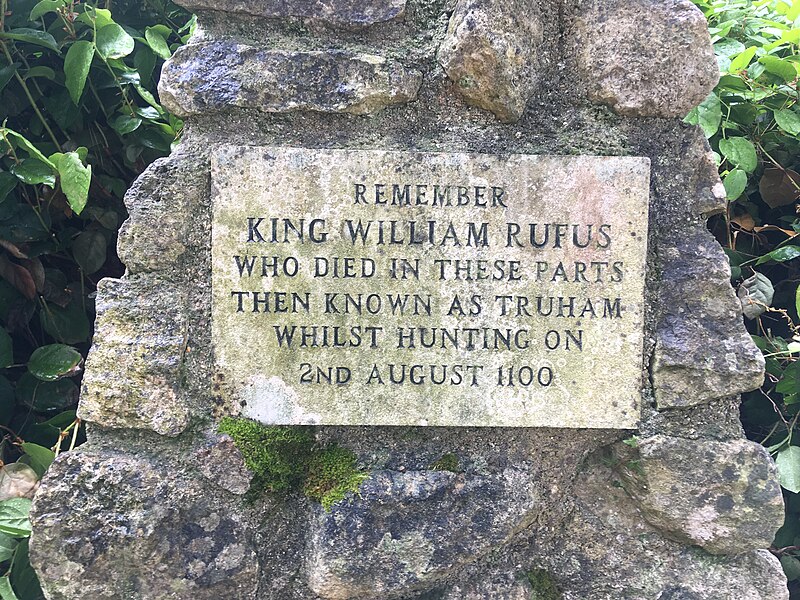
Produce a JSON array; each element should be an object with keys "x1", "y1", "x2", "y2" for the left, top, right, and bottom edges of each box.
[
  {"x1": 527, "y1": 456, "x2": 788, "y2": 599},
  {"x1": 652, "y1": 227, "x2": 765, "y2": 408},
  {"x1": 194, "y1": 434, "x2": 253, "y2": 495},
  {"x1": 438, "y1": 0, "x2": 543, "y2": 122},
  {"x1": 573, "y1": 0, "x2": 719, "y2": 117},
  {"x1": 306, "y1": 468, "x2": 542, "y2": 599},
  {"x1": 78, "y1": 276, "x2": 190, "y2": 436},
  {"x1": 617, "y1": 435, "x2": 784, "y2": 554},
  {"x1": 159, "y1": 42, "x2": 422, "y2": 118},
  {"x1": 117, "y1": 154, "x2": 206, "y2": 274},
  {"x1": 174, "y1": 0, "x2": 406, "y2": 29},
  {"x1": 30, "y1": 451, "x2": 260, "y2": 600},
  {"x1": 442, "y1": 571, "x2": 533, "y2": 600}
]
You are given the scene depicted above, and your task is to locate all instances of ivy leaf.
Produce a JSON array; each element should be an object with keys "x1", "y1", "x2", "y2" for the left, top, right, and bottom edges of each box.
[
  {"x1": 27, "y1": 344, "x2": 82, "y2": 382},
  {"x1": 776, "y1": 446, "x2": 800, "y2": 493},
  {"x1": 0, "y1": 328, "x2": 11, "y2": 369},
  {"x1": 737, "y1": 272, "x2": 774, "y2": 319},
  {"x1": 64, "y1": 41, "x2": 94, "y2": 106},
  {"x1": 684, "y1": 92, "x2": 722, "y2": 138},
  {"x1": 759, "y1": 168, "x2": 800, "y2": 208},
  {"x1": 0, "y1": 29, "x2": 58, "y2": 52},
  {"x1": 0, "y1": 534, "x2": 17, "y2": 564},
  {"x1": 10, "y1": 159, "x2": 55, "y2": 187},
  {"x1": 729, "y1": 46, "x2": 757, "y2": 72},
  {"x1": 20, "y1": 443, "x2": 54, "y2": 478},
  {"x1": 71, "y1": 230, "x2": 106, "y2": 274},
  {"x1": 109, "y1": 113, "x2": 142, "y2": 135},
  {"x1": 29, "y1": 0, "x2": 64, "y2": 21},
  {"x1": 723, "y1": 168, "x2": 747, "y2": 200},
  {"x1": 774, "y1": 109, "x2": 800, "y2": 136},
  {"x1": 15, "y1": 372, "x2": 78, "y2": 412},
  {"x1": 95, "y1": 23, "x2": 135, "y2": 59},
  {"x1": 719, "y1": 137, "x2": 758, "y2": 173},
  {"x1": 756, "y1": 245, "x2": 800, "y2": 265},
  {"x1": 145, "y1": 27, "x2": 171, "y2": 59},
  {"x1": 52, "y1": 152, "x2": 91, "y2": 215},
  {"x1": 0, "y1": 498, "x2": 32, "y2": 537},
  {"x1": 759, "y1": 55, "x2": 798, "y2": 82},
  {"x1": 0, "y1": 577, "x2": 17, "y2": 600}
]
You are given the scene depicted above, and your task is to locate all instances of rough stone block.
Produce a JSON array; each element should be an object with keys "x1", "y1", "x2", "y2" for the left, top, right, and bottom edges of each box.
[
  {"x1": 438, "y1": 0, "x2": 542, "y2": 123},
  {"x1": 117, "y1": 154, "x2": 206, "y2": 274},
  {"x1": 619, "y1": 435, "x2": 784, "y2": 554},
  {"x1": 30, "y1": 451, "x2": 259, "y2": 600},
  {"x1": 78, "y1": 277, "x2": 190, "y2": 436},
  {"x1": 193, "y1": 434, "x2": 253, "y2": 495},
  {"x1": 306, "y1": 468, "x2": 542, "y2": 599},
  {"x1": 174, "y1": 0, "x2": 406, "y2": 29},
  {"x1": 573, "y1": 0, "x2": 719, "y2": 117},
  {"x1": 652, "y1": 227, "x2": 765, "y2": 408},
  {"x1": 159, "y1": 42, "x2": 422, "y2": 118}
]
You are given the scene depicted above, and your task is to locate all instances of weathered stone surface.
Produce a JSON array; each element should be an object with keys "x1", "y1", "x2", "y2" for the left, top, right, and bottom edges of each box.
[
  {"x1": 438, "y1": 0, "x2": 542, "y2": 122},
  {"x1": 306, "y1": 468, "x2": 542, "y2": 599},
  {"x1": 213, "y1": 147, "x2": 649, "y2": 428},
  {"x1": 117, "y1": 154, "x2": 206, "y2": 274},
  {"x1": 652, "y1": 226, "x2": 765, "y2": 408},
  {"x1": 442, "y1": 572, "x2": 533, "y2": 600},
  {"x1": 528, "y1": 456, "x2": 788, "y2": 599},
  {"x1": 194, "y1": 434, "x2": 253, "y2": 495},
  {"x1": 78, "y1": 277, "x2": 190, "y2": 436},
  {"x1": 573, "y1": 0, "x2": 719, "y2": 117},
  {"x1": 30, "y1": 451, "x2": 259, "y2": 600},
  {"x1": 175, "y1": 0, "x2": 405, "y2": 29},
  {"x1": 159, "y1": 42, "x2": 422, "y2": 118},
  {"x1": 618, "y1": 435, "x2": 784, "y2": 554}
]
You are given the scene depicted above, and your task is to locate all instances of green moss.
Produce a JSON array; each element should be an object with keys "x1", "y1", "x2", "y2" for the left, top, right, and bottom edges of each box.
[
  {"x1": 218, "y1": 417, "x2": 368, "y2": 509},
  {"x1": 304, "y1": 445, "x2": 369, "y2": 511},
  {"x1": 526, "y1": 568, "x2": 562, "y2": 600},
  {"x1": 429, "y1": 452, "x2": 460, "y2": 473}
]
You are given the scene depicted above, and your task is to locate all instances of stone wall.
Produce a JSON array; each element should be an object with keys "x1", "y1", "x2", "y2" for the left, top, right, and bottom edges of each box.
[{"x1": 28, "y1": 1, "x2": 789, "y2": 598}]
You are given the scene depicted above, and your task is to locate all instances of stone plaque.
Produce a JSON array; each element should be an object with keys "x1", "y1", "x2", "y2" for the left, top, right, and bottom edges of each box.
[{"x1": 211, "y1": 147, "x2": 650, "y2": 427}]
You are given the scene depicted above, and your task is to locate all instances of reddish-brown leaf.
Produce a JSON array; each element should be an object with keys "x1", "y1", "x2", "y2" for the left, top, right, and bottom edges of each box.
[
  {"x1": 0, "y1": 255, "x2": 36, "y2": 300},
  {"x1": 759, "y1": 168, "x2": 800, "y2": 208}
]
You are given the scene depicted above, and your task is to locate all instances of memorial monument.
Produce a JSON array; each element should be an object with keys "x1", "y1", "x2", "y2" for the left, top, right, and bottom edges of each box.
[{"x1": 28, "y1": 0, "x2": 789, "y2": 598}]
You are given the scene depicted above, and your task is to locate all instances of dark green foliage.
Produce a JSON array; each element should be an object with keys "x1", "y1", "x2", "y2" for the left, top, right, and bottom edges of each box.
[
  {"x1": 0, "y1": 1, "x2": 191, "y2": 596},
  {"x1": 218, "y1": 417, "x2": 368, "y2": 510},
  {"x1": 689, "y1": 0, "x2": 799, "y2": 592}
]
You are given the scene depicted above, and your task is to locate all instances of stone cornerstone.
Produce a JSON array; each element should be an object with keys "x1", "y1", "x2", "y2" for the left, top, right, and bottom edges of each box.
[{"x1": 28, "y1": 1, "x2": 788, "y2": 599}]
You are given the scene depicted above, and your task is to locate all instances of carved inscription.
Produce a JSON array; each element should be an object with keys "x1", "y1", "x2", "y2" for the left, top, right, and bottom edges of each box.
[{"x1": 211, "y1": 148, "x2": 650, "y2": 427}]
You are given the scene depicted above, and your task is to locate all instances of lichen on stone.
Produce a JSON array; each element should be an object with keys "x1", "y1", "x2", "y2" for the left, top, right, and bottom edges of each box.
[
  {"x1": 429, "y1": 452, "x2": 460, "y2": 473},
  {"x1": 525, "y1": 568, "x2": 562, "y2": 600},
  {"x1": 217, "y1": 417, "x2": 367, "y2": 509}
]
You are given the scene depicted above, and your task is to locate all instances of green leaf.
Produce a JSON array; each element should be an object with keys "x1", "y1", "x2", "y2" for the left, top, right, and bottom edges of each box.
[
  {"x1": 775, "y1": 109, "x2": 800, "y2": 136},
  {"x1": 23, "y1": 66, "x2": 55, "y2": 81},
  {"x1": 719, "y1": 137, "x2": 758, "y2": 173},
  {"x1": 759, "y1": 55, "x2": 798, "y2": 82},
  {"x1": 64, "y1": 41, "x2": 94, "y2": 106},
  {"x1": 0, "y1": 64, "x2": 17, "y2": 94},
  {"x1": 29, "y1": 0, "x2": 64, "y2": 20},
  {"x1": 0, "y1": 577, "x2": 18, "y2": 600},
  {"x1": 20, "y1": 443, "x2": 54, "y2": 478},
  {"x1": 723, "y1": 168, "x2": 748, "y2": 200},
  {"x1": 0, "y1": 533, "x2": 18, "y2": 563},
  {"x1": 0, "y1": 29, "x2": 58, "y2": 52},
  {"x1": 10, "y1": 159, "x2": 55, "y2": 187},
  {"x1": 1, "y1": 130, "x2": 55, "y2": 169},
  {"x1": 0, "y1": 173, "x2": 16, "y2": 206},
  {"x1": 776, "y1": 446, "x2": 800, "y2": 493},
  {"x1": 71, "y1": 230, "x2": 106, "y2": 274},
  {"x1": 52, "y1": 152, "x2": 91, "y2": 215},
  {"x1": 756, "y1": 245, "x2": 800, "y2": 265},
  {"x1": 27, "y1": 344, "x2": 82, "y2": 382},
  {"x1": 144, "y1": 27, "x2": 171, "y2": 59},
  {"x1": 781, "y1": 555, "x2": 800, "y2": 581},
  {"x1": 39, "y1": 297, "x2": 90, "y2": 345},
  {"x1": 729, "y1": 46, "x2": 757, "y2": 72},
  {"x1": 685, "y1": 92, "x2": 722, "y2": 138},
  {"x1": 796, "y1": 285, "x2": 799, "y2": 324},
  {"x1": 109, "y1": 113, "x2": 142, "y2": 135},
  {"x1": 15, "y1": 372, "x2": 78, "y2": 412},
  {"x1": 0, "y1": 329, "x2": 11, "y2": 369},
  {"x1": 95, "y1": 23, "x2": 135, "y2": 60},
  {"x1": 0, "y1": 499, "x2": 31, "y2": 537},
  {"x1": 9, "y1": 538, "x2": 42, "y2": 599}
]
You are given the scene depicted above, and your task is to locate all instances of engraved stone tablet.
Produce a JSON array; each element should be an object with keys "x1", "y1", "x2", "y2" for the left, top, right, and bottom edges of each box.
[{"x1": 211, "y1": 147, "x2": 650, "y2": 428}]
